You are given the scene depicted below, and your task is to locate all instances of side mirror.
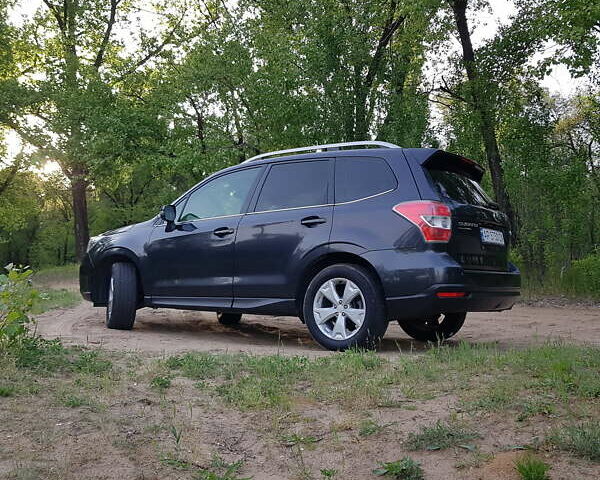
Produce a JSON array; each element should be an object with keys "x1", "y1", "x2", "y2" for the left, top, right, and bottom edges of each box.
[{"x1": 159, "y1": 204, "x2": 176, "y2": 223}]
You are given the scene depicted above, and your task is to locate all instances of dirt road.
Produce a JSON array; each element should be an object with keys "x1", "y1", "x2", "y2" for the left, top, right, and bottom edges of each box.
[{"x1": 35, "y1": 300, "x2": 600, "y2": 355}]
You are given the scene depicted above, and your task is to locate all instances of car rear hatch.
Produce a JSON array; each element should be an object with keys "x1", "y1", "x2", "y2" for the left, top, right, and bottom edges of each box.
[{"x1": 423, "y1": 152, "x2": 510, "y2": 271}]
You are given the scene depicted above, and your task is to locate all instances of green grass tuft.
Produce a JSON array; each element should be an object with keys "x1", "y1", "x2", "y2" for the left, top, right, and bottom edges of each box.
[
  {"x1": 151, "y1": 375, "x2": 172, "y2": 390},
  {"x1": 550, "y1": 421, "x2": 600, "y2": 461},
  {"x1": 405, "y1": 420, "x2": 480, "y2": 451},
  {"x1": 0, "y1": 385, "x2": 15, "y2": 397},
  {"x1": 373, "y1": 457, "x2": 424, "y2": 479},
  {"x1": 194, "y1": 455, "x2": 250, "y2": 480},
  {"x1": 514, "y1": 454, "x2": 551, "y2": 480}
]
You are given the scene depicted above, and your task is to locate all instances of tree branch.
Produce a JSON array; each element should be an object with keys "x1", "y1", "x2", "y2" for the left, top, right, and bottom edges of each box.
[
  {"x1": 116, "y1": 10, "x2": 186, "y2": 80},
  {"x1": 93, "y1": 0, "x2": 121, "y2": 69}
]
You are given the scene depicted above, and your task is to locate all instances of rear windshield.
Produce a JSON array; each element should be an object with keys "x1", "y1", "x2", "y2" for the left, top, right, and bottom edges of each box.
[{"x1": 428, "y1": 169, "x2": 494, "y2": 207}]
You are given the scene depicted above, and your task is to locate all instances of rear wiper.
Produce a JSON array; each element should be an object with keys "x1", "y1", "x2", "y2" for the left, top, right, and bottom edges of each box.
[{"x1": 487, "y1": 201, "x2": 499, "y2": 210}]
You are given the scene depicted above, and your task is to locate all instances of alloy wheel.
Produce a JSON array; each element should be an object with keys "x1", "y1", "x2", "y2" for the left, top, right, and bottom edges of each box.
[{"x1": 312, "y1": 277, "x2": 366, "y2": 340}]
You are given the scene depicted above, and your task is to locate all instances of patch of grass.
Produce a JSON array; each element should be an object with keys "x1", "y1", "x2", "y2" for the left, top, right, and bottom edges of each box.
[
  {"x1": 12, "y1": 337, "x2": 71, "y2": 371},
  {"x1": 6, "y1": 465, "x2": 44, "y2": 480},
  {"x1": 467, "y1": 381, "x2": 515, "y2": 411},
  {"x1": 550, "y1": 421, "x2": 600, "y2": 461},
  {"x1": 405, "y1": 420, "x2": 480, "y2": 451},
  {"x1": 0, "y1": 385, "x2": 15, "y2": 397},
  {"x1": 33, "y1": 264, "x2": 78, "y2": 286},
  {"x1": 56, "y1": 389, "x2": 94, "y2": 408},
  {"x1": 283, "y1": 433, "x2": 319, "y2": 448},
  {"x1": 373, "y1": 457, "x2": 424, "y2": 479},
  {"x1": 516, "y1": 397, "x2": 556, "y2": 422},
  {"x1": 160, "y1": 453, "x2": 190, "y2": 470},
  {"x1": 217, "y1": 375, "x2": 290, "y2": 409},
  {"x1": 454, "y1": 450, "x2": 493, "y2": 469},
  {"x1": 151, "y1": 375, "x2": 172, "y2": 390},
  {"x1": 359, "y1": 419, "x2": 392, "y2": 437},
  {"x1": 194, "y1": 455, "x2": 250, "y2": 480},
  {"x1": 72, "y1": 351, "x2": 112, "y2": 375},
  {"x1": 166, "y1": 352, "x2": 224, "y2": 379},
  {"x1": 32, "y1": 288, "x2": 80, "y2": 314},
  {"x1": 162, "y1": 343, "x2": 600, "y2": 418},
  {"x1": 320, "y1": 468, "x2": 337, "y2": 478},
  {"x1": 514, "y1": 454, "x2": 551, "y2": 480}
]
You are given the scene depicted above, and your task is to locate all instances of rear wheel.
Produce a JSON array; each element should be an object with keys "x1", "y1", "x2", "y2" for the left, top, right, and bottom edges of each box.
[
  {"x1": 217, "y1": 312, "x2": 242, "y2": 325},
  {"x1": 397, "y1": 312, "x2": 466, "y2": 342},
  {"x1": 106, "y1": 262, "x2": 138, "y2": 330},
  {"x1": 303, "y1": 264, "x2": 388, "y2": 351}
]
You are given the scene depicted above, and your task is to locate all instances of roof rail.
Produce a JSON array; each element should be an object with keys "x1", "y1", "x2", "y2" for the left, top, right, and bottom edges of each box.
[{"x1": 243, "y1": 140, "x2": 400, "y2": 163}]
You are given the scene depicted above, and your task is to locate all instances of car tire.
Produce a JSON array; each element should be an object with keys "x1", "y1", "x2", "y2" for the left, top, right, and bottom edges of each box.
[
  {"x1": 303, "y1": 264, "x2": 388, "y2": 351},
  {"x1": 105, "y1": 262, "x2": 138, "y2": 330},
  {"x1": 217, "y1": 312, "x2": 242, "y2": 325},
  {"x1": 397, "y1": 312, "x2": 466, "y2": 342}
]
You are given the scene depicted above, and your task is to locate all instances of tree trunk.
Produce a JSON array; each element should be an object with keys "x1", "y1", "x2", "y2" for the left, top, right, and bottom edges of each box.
[
  {"x1": 70, "y1": 173, "x2": 89, "y2": 261},
  {"x1": 450, "y1": 0, "x2": 516, "y2": 235}
]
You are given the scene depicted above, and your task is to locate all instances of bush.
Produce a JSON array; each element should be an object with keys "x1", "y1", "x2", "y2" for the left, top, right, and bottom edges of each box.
[
  {"x1": 562, "y1": 253, "x2": 600, "y2": 297},
  {"x1": 0, "y1": 264, "x2": 39, "y2": 349}
]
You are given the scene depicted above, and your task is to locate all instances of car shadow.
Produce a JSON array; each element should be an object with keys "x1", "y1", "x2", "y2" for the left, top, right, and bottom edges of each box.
[{"x1": 134, "y1": 309, "x2": 456, "y2": 354}]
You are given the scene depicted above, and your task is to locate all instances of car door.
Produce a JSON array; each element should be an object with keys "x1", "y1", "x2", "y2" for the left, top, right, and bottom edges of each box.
[
  {"x1": 144, "y1": 166, "x2": 263, "y2": 307},
  {"x1": 233, "y1": 158, "x2": 334, "y2": 303}
]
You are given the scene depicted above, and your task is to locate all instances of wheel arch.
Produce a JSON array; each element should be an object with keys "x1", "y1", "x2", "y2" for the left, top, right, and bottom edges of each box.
[
  {"x1": 294, "y1": 246, "x2": 384, "y2": 319},
  {"x1": 93, "y1": 248, "x2": 143, "y2": 305}
]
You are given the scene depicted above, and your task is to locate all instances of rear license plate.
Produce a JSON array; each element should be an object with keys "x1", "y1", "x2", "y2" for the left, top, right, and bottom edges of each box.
[{"x1": 480, "y1": 227, "x2": 505, "y2": 246}]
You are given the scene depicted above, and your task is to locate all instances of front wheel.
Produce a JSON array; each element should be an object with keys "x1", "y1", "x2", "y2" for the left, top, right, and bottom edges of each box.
[
  {"x1": 397, "y1": 312, "x2": 466, "y2": 342},
  {"x1": 106, "y1": 262, "x2": 138, "y2": 330},
  {"x1": 303, "y1": 264, "x2": 388, "y2": 351}
]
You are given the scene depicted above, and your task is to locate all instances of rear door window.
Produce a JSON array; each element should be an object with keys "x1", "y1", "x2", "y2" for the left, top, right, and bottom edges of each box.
[
  {"x1": 427, "y1": 169, "x2": 494, "y2": 207},
  {"x1": 255, "y1": 160, "x2": 331, "y2": 211},
  {"x1": 335, "y1": 156, "x2": 397, "y2": 203}
]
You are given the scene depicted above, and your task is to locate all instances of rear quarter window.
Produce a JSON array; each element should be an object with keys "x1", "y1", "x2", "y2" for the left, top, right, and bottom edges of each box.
[{"x1": 335, "y1": 156, "x2": 397, "y2": 203}]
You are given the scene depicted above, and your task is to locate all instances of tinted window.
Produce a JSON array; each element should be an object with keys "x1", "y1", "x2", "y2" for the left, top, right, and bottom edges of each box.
[
  {"x1": 255, "y1": 160, "x2": 330, "y2": 211},
  {"x1": 428, "y1": 169, "x2": 494, "y2": 207},
  {"x1": 335, "y1": 156, "x2": 397, "y2": 203},
  {"x1": 179, "y1": 168, "x2": 260, "y2": 221}
]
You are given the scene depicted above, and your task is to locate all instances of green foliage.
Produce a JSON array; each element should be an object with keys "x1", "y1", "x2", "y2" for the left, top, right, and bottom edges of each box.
[
  {"x1": 562, "y1": 253, "x2": 600, "y2": 298},
  {"x1": 373, "y1": 457, "x2": 424, "y2": 479},
  {"x1": 0, "y1": 264, "x2": 39, "y2": 348},
  {"x1": 514, "y1": 454, "x2": 551, "y2": 480}
]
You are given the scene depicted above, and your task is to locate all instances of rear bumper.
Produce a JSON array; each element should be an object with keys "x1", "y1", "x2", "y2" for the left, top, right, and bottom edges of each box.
[{"x1": 361, "y1": 249, "x2": 520, "y2": 320}]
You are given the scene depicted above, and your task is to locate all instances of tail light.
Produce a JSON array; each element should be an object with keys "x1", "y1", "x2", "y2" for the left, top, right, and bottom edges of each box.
[{"x1": 392, "y1": 200, "x2": 452, "y2": 243}]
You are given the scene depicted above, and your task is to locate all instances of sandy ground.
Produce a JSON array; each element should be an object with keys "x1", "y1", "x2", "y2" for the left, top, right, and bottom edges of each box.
[
  {"x1": 3, "y1": 295, "x2": 596, "y2": 480},
  {"x1": 35, "y1": 300, "x2": 600, "y2": 355}
]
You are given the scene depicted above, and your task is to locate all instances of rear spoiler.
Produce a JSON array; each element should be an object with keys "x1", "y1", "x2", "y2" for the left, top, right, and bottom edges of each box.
[{"x1": 422, "y1": 150, "x2": 484, "y2": 182}]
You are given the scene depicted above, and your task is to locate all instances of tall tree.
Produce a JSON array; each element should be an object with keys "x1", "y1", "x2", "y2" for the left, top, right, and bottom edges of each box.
[
  {"x1": 447, "y1": 0, "x2": 515, "y2": 230},
  {"x1": 0, "y1": 0, "x2": 191, "y2": 259}
]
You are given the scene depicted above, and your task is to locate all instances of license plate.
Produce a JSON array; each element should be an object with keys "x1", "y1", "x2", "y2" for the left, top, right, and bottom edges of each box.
[{"x1": 480, "y1": 227, "x2": 505, "y2": 246}]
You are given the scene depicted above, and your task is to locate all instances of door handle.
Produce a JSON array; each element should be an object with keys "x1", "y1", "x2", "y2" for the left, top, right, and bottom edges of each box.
[
  {"x1": 301, "y1": 216, "x2": 326, "y2": 227},
  {"x1": 213, "y1": 227, "x2": 235, "y2": 237}
]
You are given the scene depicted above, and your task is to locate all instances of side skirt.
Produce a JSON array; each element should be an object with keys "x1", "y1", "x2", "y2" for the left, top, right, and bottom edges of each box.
[{"x1": 144, "y1": 296, "x2": 297, "y2": 316}]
